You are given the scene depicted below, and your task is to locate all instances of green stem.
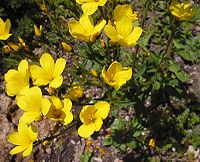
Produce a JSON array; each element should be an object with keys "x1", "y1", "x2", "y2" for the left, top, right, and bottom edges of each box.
[{"x1": 135, "y1": 0, "x2": 151, "y2": 56}]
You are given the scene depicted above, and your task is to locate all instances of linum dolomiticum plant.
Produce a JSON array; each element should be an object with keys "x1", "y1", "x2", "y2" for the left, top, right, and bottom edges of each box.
[{"x1": 0, "y1": 0, "x2": 199, "y2": 160}]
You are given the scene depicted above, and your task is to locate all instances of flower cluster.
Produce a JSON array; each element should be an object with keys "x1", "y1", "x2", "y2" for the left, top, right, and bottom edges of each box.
[
  {"x1": 69, "y1": 2, "x2": 142, "y2": 47},
  {"x1": 5, "y1": 53, "x2": 74, "y2": 156},
  {"x1": 3, "y1": 0, "x2": 196, "y2": 158}
]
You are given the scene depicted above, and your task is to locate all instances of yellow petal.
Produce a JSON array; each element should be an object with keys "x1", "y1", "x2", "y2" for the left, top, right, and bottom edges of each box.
[
  {"x1": 68, "y1": 19, "x2": 87, "y2": 40},
  {"x1": 22, "y1": 144, "x2": 33, "y2": 156},
  {"x1": 94, "y1": 19, "x2": 106, "y2": 33},
  {"x1": 104, "y1": 21, "x2": 118, "y2": 42},
  {"x1": 51, "y1": 96, "x2": 62, "y2": 109},
  {"x1": 19, "y1": 112, "x2": 41, "y2": 124},
  {"x1": 114, "y1": 4, "x2": 131, "y2": 21},
  {"x1": 107, "y1": 61, "x2": 122, "y2": 79},
  {"x1": 81, "y1": 2, "x2": 99, "y2": 15},
  {"x1": 5, "y1": 19, "x2": 11, "y2": 34},
  {"x1": 53, "y1": 58, "x2": 66, "y2": 78},
  {"x1": 98, "y1": 0, "x2": 107, "y2": 6},
  {"x1": 18, "y1": 60, "x2": 29, "y2": 78},
  {"x1": 9, "y1": 145, "x2": 27, "y2": 155},
  {"x1": 62, "y1": 110, "x2": 73, "y2": 125},
  {"x1": 63, "y1": 98, "x2": 72, "y2": 111},
  {"x1": 79, "y1": 15, "x2": 94, "y2": 33},
  {"x1": 7, "y1": 132, "x2": 27, "y2": 146},
  {"x1": 30, "y1": 65, "x2": 50, "y2": 86},
  {"x1": 95, "y1": 101, "x2": 110, "y2": 119},
  {"x1": 5, "y1": 70, "x2": 29, "y2": 96},
  {"x1": 113, "y1": 68, "x2": 132, "y2": 89},
  {"x1": 0, "y1": 34, "x2": 12, "y2": 40},
  {"x1": 125, "y1": 27, "x2": 143, "y2": 46},
  {"x1": 40, "y1": 53, "x2": 55, "y2": 77},
  {"x1": 78, "y1": 123, "x2": 95, "y2": 138},
  {"x1": 116, "y1": 17, "x2": 132, "y2": 39},
  {"x1": 16, "y1": 87, "x2": 42, "y2": 112},
  {"x1": 94, "y1": 117, "x2": 103, "y2": 131},
  {"x1": 49, "y1": 76, "x2": 63, "y2": 88},
  {"x1": 41, "y1": 98, "x2": 51, "y2": 115}
]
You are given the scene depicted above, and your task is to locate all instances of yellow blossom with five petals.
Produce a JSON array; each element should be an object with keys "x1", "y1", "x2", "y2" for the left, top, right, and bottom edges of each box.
[
  {"x1": 16, "y1": 86, "x2": 51, "y2": 124},
  {"x1": 102, "y1": 61, "x2": 132, "y2": 90},
  {"x1": 0, "y1": 18, "x2": 12, "y2": 40},
  {"x1": 68, "y1": 14, "x2": 106, "y2": 43},
  {"x1": 104, "y1": 17, "x2": 142, "y2": 47},
  {"x1": 78, "y1": 101, "x2": 110, "y2": 138},
  {"x1": 76, "y1": 0, "x2": 107, "y2": 15},
  {"x1": 30, "y1": 53, "x2": 66, "y2": 88},
  {"x1": 7, "y1": 124, "x2": 38, "y2": 156},
  {"x1": 47, "y1": 96, "x2": 73, "y2": 125},
  {"x1": 4, "y1": 60, "x2": 29, "y2": 97},
  {"x1": 169, "y1": 0, "x2": 195, "y2": 21}
]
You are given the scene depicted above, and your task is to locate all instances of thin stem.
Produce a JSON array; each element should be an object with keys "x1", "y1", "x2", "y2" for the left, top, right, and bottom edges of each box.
[{"x1": 33, "y1": 120, "x2": 78, "y2": 147}]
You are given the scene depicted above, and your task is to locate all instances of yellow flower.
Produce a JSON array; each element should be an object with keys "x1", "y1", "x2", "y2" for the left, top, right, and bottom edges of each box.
[
  {"x1": 4, "y1": 60, "x2": 29, "y2": 96},
  {"x1": 102, "y1": 61, "x2": 132, "y2": 90},
  {"x1": 76, "y1": 0, "x2": 107, "y2": 15},
  {"x1": 149, "y1": 138, "x2": 156, "y2": 148},
  {"x1": 30, "y1": 53, "x2": 66, "y2": 88},
  {"x1": 0, "y1": 18, "x2": 12, "y2": 40},
  {"x1": 47, "y1": 96, "x2": 73, "y2": 125},
  {"x1": 169, "y1": 0, "x2": 195, "y2": 20},
  {"x1": 114, "y1": 4, "x2": 138, "y2": 22},
  {"x1": 68, "y1": 14, "x2": 106, "y2": 43},
  {"x1": 66, "y1": 86, "x2": 84, "y2": 100},
  {"x1": 61, "y1": 41, "x2": 73, "y2": 52},
  {"x1": 78, "y1": 101, "x2": 110, "y2": 138},
  {"x1": 104, "y1": 17, "x2": 142, "y2": 47},
  {"x1": 34, "y1": 24, "x2": 43, "y2": 37},
  {"x1": 16, "y1": 86, "x2": 51, "y2": 124},
  {"x1": 7, "y1": 124, "x2": 38, "y2": 156}
]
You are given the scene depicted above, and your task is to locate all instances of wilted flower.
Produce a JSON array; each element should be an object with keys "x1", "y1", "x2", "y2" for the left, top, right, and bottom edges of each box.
[
  {"x1": 0, "y1": 18, "x2": 12, "y2": 40},
  {"x1": 7, "y1": 124, "x2": 38, "y2": 156},
  {"x1": 34, "y1": 24, "x2": 43, "y2": 37},
  {"x1": 30, "y1": 53, "x2": 66, "y2": 88},
  {"x1": 18, "y1": 37, "x2": 29, "y2": 51},
  {"x1": 68, "y1": 14, "x2": 106, "y2": 43},
  {"x1": 76, "y1": 0, "x2": 107, "y2": 15},
  {"x1": 78, "y1": 101, "x2": 110, "y2": 138},
  {"x1": 61, "y1": 41, "x2": 72, "y2": 52},
  {"x1": 47, "y1": 96, "x2": 73, "y2": 125},
  {"x1": 65, "y1": 86, "x2": 84, "y2": 100},
  {"x1": 16, "y1": 86, "x2": 51, "y2": 124},
  {"x1": 4, "y1": 42, "x2": 21, "y2": 53},
  {"x1": 102, "y1": 61, "x2": 132, "y2": 90},
  {"x1": 114, "y1": 4, "x2": 138, "y2": 22},
  {"x1": 4, "y1": 60, "x2": 29, "y2": 96},
  {"x1": 169, "y1": 0, "x2": 195, "y2": 20},
  {"x1": 104, "y1": 17, "x2": 142, "y2": 47}
]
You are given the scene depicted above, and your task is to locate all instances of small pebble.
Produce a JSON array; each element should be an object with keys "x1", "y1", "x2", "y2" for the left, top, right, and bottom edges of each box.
[{"x1": 46, "y1": 148, "x2": 52, "y2": 154}]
